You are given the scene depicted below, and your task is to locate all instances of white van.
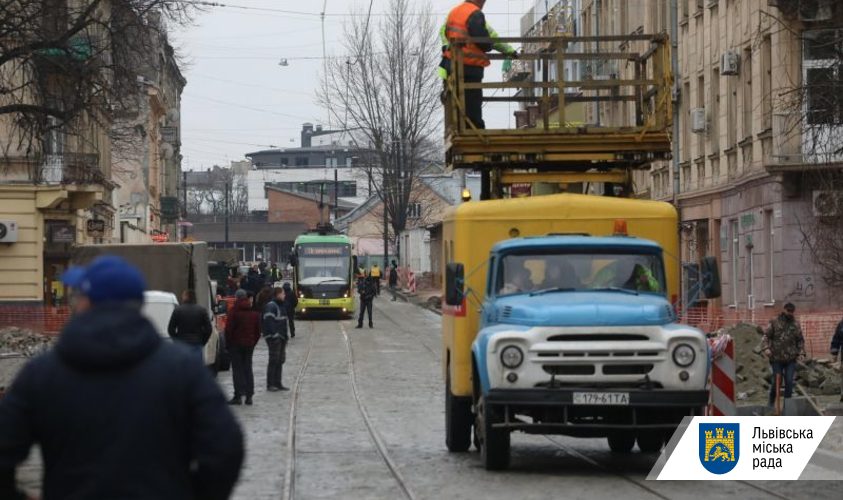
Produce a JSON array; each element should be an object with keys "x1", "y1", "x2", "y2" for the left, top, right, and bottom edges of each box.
[{"x1": 142, "y1": 291, "x2": 220, "y2": 370}]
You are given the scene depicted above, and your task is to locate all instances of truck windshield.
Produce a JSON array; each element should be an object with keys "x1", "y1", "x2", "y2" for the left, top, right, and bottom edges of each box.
[
  {"x1": 496, "y1": 251, "x2": 665, "y2": 296},
  {"x1": 296, "y1": 244, "x2": 351, "y2": 286}
]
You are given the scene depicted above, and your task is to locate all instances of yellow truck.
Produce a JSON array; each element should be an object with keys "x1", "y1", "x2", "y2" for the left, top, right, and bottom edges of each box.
[{"x1": 441, "y1": 193, "x2": 720, "y2": 469}]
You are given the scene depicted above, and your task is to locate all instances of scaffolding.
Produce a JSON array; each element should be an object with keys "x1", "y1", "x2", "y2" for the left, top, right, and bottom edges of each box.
[{"x1": 445, "y1": 33, "x2": 674, "y2": 180}]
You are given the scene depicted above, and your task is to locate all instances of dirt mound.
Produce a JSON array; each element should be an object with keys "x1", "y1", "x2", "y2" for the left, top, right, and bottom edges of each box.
[
  {"x1": 0, "y1": 327, "x2": 54, "y2": 358},
  {"x1": 722, "y1": 323, "x2": 841, "y2": 405}
]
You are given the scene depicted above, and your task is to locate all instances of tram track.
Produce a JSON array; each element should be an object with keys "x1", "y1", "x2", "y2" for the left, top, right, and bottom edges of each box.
[
  {"x1": 544, "y1": 436, "x2": 788, "y2": 500},
  {"x1": 281, "y1": 319, "x2": 416, "y2": 500}
]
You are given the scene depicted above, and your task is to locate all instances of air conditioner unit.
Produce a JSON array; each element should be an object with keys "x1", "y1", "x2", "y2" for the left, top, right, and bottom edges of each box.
[
  {"x1": 812, "y1": 190, "x2": 843, "y2": 217},
  {"x1": 799, "y1": 0, "x2": 833, "y2": 22},
  {"x1": 720, "y1": 51, "x2": 739, "y2": 76},
  {"x1": 691, "y1": 108, "x2": 707, "y2": 134},
  {"x1": 0, "y1": 220, "x2": 19, "y2": 243}
]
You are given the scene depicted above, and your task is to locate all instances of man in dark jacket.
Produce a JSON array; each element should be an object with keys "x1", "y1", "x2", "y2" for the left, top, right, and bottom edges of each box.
[
  {"x1": 282, "y1": 282, "x2": 298, "y2": 338},
  {"x1": 246, "y1": 267, "x2": 263, "y2": 296},
  {"x1": 762, "y1": 303, "x2": 806, "y2": 407},
  {"x1": 831, "y1": 317, "x2": 843, "y2": 402},
  {"x1": 389, "y1": 260, "x2": 399, "y2": 301},
  {"x1": 356, "y1": 276, "x2": 377, "y2": 329},
  {"x1": 262, "y1": 287, "x2": 289, "y2": 391},
  {"x1": 0, "y1": 256, "x2": 243, "y2": 500},
  {"x1": 225, "y1": 290, "x2": 261, "y2": 405},
  {"x1": 167, "y1": 289, "x2": 213, "y2": 362}
]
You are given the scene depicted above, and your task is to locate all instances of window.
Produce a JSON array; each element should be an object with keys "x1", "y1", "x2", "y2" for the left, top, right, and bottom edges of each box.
[
  {"x1": 804, "y1": 30, "x2": 843, "y2": 126},
  {"x1": 742, "y1": 47, "x2": 753, "y2": 138},
  {"x1": 682, "y1": 82, "x2": 691, "y2": 161},
  {"x1": 711, "y1": 69, "x2": 721, "y2": 152},
  {"x1": 727, "y1": 70, "x2": 738, "y2": 147},
  {"x1": 295, "y1": 157, "x2": 309, "y2": 166},
  {"x1": 730, "y1": 219, "x2": 739, "y2": 305},
  {"x1": 496, "y1": 251, "x2": 666, "y2": 296},
  {"x1": 764, "y1": 210, "x2": 774, "y2": 303},
  {"x1": 407, "y1": 203, "x2": 422, "y2": 219},
  {"x1": 697, "y1": 75, "x2": 705, "y2": 158},
  {"x1": 761, "y1": 36, "x2": 773, "y2": 131}
]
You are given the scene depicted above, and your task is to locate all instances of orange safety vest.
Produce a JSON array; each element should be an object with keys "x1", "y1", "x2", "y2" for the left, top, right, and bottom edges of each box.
[{"x1": 443, "y1": 2, "x2": 490, "y2": 68}]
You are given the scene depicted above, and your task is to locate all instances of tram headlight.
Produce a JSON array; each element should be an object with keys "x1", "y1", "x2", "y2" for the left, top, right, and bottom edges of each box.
[
  {"x1": 672, "y1": 344, "x2": 695, "y2": 367},
  {"x1": 500, "y1": 345, "x2": 524, "y2": 369}
]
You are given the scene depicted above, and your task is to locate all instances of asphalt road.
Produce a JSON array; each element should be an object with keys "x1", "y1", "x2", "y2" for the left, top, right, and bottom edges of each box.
[{"x1": 223, "y1": 297, "x2": 841, "y2": 500}]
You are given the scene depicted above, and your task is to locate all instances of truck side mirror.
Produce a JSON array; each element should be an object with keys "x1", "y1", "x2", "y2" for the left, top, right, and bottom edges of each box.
[
  {"x1": 701, "y1": 256, "x2": 721, "y2": 299},
  {"x1": 445, "y1": 262, "x2": 465, "y2": 306}
]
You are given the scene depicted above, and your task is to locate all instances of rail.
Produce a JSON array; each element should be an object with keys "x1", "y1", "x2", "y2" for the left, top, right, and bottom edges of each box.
[{"x1": 445, "y1": 33, "x2": 674, "y2": 171}]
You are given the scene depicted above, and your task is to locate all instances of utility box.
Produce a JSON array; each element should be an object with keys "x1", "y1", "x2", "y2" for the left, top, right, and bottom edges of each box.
[
  {"x1": 720, "y1": 51, "x2": 739, "y2": 76},
  {"x1": 691, "y1": 108, "x2": 707, "y2": 134}
]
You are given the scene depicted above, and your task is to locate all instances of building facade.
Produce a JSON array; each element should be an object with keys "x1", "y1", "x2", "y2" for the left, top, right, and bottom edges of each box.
[
  {"x1": 113, "y1": 20, "x2": 185, "y2": 244},
  {"x1": 245, "y1": 123, "x2": 371, "y2": 214},
  {"x1": 0, "y1": 1, "x2": 117, "y2": 303},
  {"x1": 266, "y1": 185, "x2": 355, "y2": 226}
]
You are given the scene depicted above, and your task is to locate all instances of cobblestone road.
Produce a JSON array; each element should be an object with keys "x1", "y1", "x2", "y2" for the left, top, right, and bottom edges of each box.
[{"x1": 15, "y1": 296, "x2": 843, "y2": 498}]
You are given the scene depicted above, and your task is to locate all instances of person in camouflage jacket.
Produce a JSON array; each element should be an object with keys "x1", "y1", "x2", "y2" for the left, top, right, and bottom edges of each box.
[{"x1": 762, "y1": 303, "x2": 805, "y2": 406}]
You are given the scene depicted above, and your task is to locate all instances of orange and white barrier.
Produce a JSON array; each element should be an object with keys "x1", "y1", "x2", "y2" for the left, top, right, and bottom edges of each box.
[
  {"x1": 408, "y1": 270, "x2": 416, "y2": 294},
  {"x1": 707, "y1": 335, "x2": 736, "y2": 416}
]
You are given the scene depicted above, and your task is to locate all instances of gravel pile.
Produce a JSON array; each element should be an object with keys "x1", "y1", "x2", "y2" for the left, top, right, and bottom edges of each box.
[
  {"x1": 0, "y1": 327, "x2": 54, "y2": 358},
  {"x1": 721, "y1": 323, "x2": 841, "y2": 405}
]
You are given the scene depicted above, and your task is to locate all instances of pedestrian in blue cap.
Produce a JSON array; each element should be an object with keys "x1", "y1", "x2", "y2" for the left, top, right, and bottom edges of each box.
[{"x1": 0, "y1": 256, "x2": 244, "y2": 499}]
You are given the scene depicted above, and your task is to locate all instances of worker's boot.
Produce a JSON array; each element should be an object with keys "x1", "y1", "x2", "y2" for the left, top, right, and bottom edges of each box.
[
  {"x1": 228, "y1": 395, "x2": 242, "y2": 405},
  {"x1": 278, "y1": 368, "x2": 289, "y2": 391}
]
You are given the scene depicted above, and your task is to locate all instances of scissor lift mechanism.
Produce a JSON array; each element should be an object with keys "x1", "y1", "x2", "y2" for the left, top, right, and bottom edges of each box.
[{"x1": 445, "y1": 34, "x2": 674, "y2": 192}]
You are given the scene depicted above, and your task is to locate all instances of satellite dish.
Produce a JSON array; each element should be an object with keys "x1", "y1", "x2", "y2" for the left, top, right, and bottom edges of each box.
[
  {"x1": 166, "y1": 108, "x2": 180, "y2": 123},
  {"x1": 279, "y1": 58, "x2": 289, "y2": 67}
]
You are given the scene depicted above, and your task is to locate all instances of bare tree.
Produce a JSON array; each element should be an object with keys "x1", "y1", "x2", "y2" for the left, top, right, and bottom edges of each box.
[
  {"x1": 186, "y1": 166, "x2": 249, "y2": 217},
  {"x1": 0, "y1": 0, "x2": 194, "y2": 166},
  {"x1": 765, "y1": 3, "x2": 843, "y2": 288},
  {"x1": 319, "y1": 0, "x2": 442, "y2": 262}
]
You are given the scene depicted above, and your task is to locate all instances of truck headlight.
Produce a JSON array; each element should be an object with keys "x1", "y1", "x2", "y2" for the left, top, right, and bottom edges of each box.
[
  {"x1": 500, "y1": 346, "x2": 524, "y2": 369},
  {"x1": 672, "y1": 344, "x2": 695, "y2": 367}
]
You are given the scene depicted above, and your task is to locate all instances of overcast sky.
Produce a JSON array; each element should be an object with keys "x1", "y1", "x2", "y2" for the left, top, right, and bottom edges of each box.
[{"x1": 172, "y1": 0, "x2": 535, "y2": 172}]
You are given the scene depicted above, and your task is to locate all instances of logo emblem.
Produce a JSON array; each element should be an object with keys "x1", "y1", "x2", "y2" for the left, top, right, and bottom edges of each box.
[{"x1": 699, "y1": 423, "x2": 739, "y2": 474}]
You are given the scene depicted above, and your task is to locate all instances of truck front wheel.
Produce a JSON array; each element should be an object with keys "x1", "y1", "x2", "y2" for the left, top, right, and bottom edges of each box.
[
  {"x1": 476, "y1": 396, "x2": 510, "y2": 470},
  {"x1": 445, "y1": 375, "x2": 472, "y2": 452},
  {"x1": 637, "y1": 430, "x2": 663, "y2": 453}
]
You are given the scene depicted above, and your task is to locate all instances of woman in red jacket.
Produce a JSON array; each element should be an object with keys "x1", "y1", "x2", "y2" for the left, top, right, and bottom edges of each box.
[{"x1": 225, "y1": 290, "x2": 262, "y2": 405}]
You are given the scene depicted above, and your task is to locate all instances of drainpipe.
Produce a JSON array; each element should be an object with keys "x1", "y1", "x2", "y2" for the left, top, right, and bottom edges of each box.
[{"x1": 671, "y1": 0, "x2": 681, "y2": 205}]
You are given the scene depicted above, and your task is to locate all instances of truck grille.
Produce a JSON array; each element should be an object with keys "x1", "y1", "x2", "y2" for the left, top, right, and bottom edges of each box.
[
  {"x1": 543, "y1": 365, "x2": 596, "y2": 375},
  {"x1": 547, "y1": 334, "x2": 649, "y2": 342},
  {"x1": 542, "y1": 363, "x2": 654, "y2": 376}
]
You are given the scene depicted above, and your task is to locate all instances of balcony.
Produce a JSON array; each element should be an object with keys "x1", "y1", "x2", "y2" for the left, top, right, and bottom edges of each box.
[{"x1": 40, "y1": 153, "x2": 107, "y2": 186}]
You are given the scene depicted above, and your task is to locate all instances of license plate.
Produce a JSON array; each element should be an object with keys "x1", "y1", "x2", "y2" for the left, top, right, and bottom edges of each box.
[
  {"x1": 319, "y1": 299, "x2": 330, "y2": 305},
  {"x1": 573, "y1": 392, "x2": 629, "y2": 406}
]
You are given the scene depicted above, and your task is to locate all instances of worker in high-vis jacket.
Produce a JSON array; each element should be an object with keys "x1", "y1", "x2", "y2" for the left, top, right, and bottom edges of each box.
[{"x1": 439, "y1": 0, "x2": 517, "y2": 130}]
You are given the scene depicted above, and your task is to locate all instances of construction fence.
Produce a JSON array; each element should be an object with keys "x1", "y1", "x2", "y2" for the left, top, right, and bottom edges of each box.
[
  {"x1": 682, "y1": 306, "x2": 840, "y2": 359},
  {"x1": 0, "y1": 305, "x2": 71, "y2": 337}
]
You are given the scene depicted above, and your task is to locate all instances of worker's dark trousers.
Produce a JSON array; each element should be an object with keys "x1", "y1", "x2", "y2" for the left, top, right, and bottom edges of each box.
[
  {"x1": 357, "y1": 300, "x2": 373, "y2": 327},
  {"x1": 463, "y1": 66, "x2": 485, "y2": 130},
  {"x1": 230, "y1": 344, "x2": 255, "y2": 397},
  {"x1": 768, "y1": 361, "x2": 796, "y2": 405},
  {"x1": 265, "y1": 337, "x2": 287, "y2": 389}
]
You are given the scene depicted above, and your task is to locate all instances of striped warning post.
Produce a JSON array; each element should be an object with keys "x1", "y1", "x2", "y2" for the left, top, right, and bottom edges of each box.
[{"x1": 708, "y1": 336, "x2": 736, "y2": 416}]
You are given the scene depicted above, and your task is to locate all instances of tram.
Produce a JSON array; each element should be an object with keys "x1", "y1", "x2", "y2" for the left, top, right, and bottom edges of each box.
[{"x1": 291, "y1": 227, "x2": 355, "y2": 316}]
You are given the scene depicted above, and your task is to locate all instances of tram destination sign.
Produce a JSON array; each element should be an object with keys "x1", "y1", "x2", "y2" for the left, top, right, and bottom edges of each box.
[{"x1": 300, "y1": 245, "x2": 349, "y2": 256}]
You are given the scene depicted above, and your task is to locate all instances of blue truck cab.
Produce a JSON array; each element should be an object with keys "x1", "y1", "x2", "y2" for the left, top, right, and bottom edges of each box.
[{"x1": 465, "y1": 235, "x2": 710, "y2": 470}]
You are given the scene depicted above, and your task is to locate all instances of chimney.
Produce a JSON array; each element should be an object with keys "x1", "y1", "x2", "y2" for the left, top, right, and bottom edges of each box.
[
  {"x1": 301, "y1": 123, "x2": 314, "y2": 148},
  {"x1": 315, "y1": 124, "x2": 323, "y2": 132}
]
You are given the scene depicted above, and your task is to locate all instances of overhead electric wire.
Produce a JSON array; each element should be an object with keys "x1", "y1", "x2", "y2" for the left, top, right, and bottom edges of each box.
[{"x1": 183, "y1": 94, "x2": 317, "y2": 121}]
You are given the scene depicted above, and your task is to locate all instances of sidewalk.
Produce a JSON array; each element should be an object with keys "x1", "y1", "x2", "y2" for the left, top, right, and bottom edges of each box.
[{"x1": 389, "y1": 287, "x2": 441, "y2": 315}]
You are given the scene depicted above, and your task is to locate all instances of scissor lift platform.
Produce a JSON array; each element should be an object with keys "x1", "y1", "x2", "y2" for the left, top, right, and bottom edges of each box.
[{"x1": 445, "y1": 34, "x2": 674, "y2": 172}]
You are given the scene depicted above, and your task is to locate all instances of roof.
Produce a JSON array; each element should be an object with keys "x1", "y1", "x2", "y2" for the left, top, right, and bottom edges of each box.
[
  {"x1": 246, "y1": 144, "x2": 362, "y2": 156},
  {"x1": 334, "y1": 195, "x2": 380, "y2": 229},
  {"x1": 447, "y1": 192, "x2": 677, "y2": 223},
  {"x1": 294, "y1": 233, "x2": 352, "y2": 245},
  {"x1": 492, "y1": 236, "x2": 662, "y2": 253},
  {"x1": 265, "y1": 185, "x2": 358, "y2": 210},
  {"x1": 190, "y1": 222, "x2": 308, "y2": 243}
]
